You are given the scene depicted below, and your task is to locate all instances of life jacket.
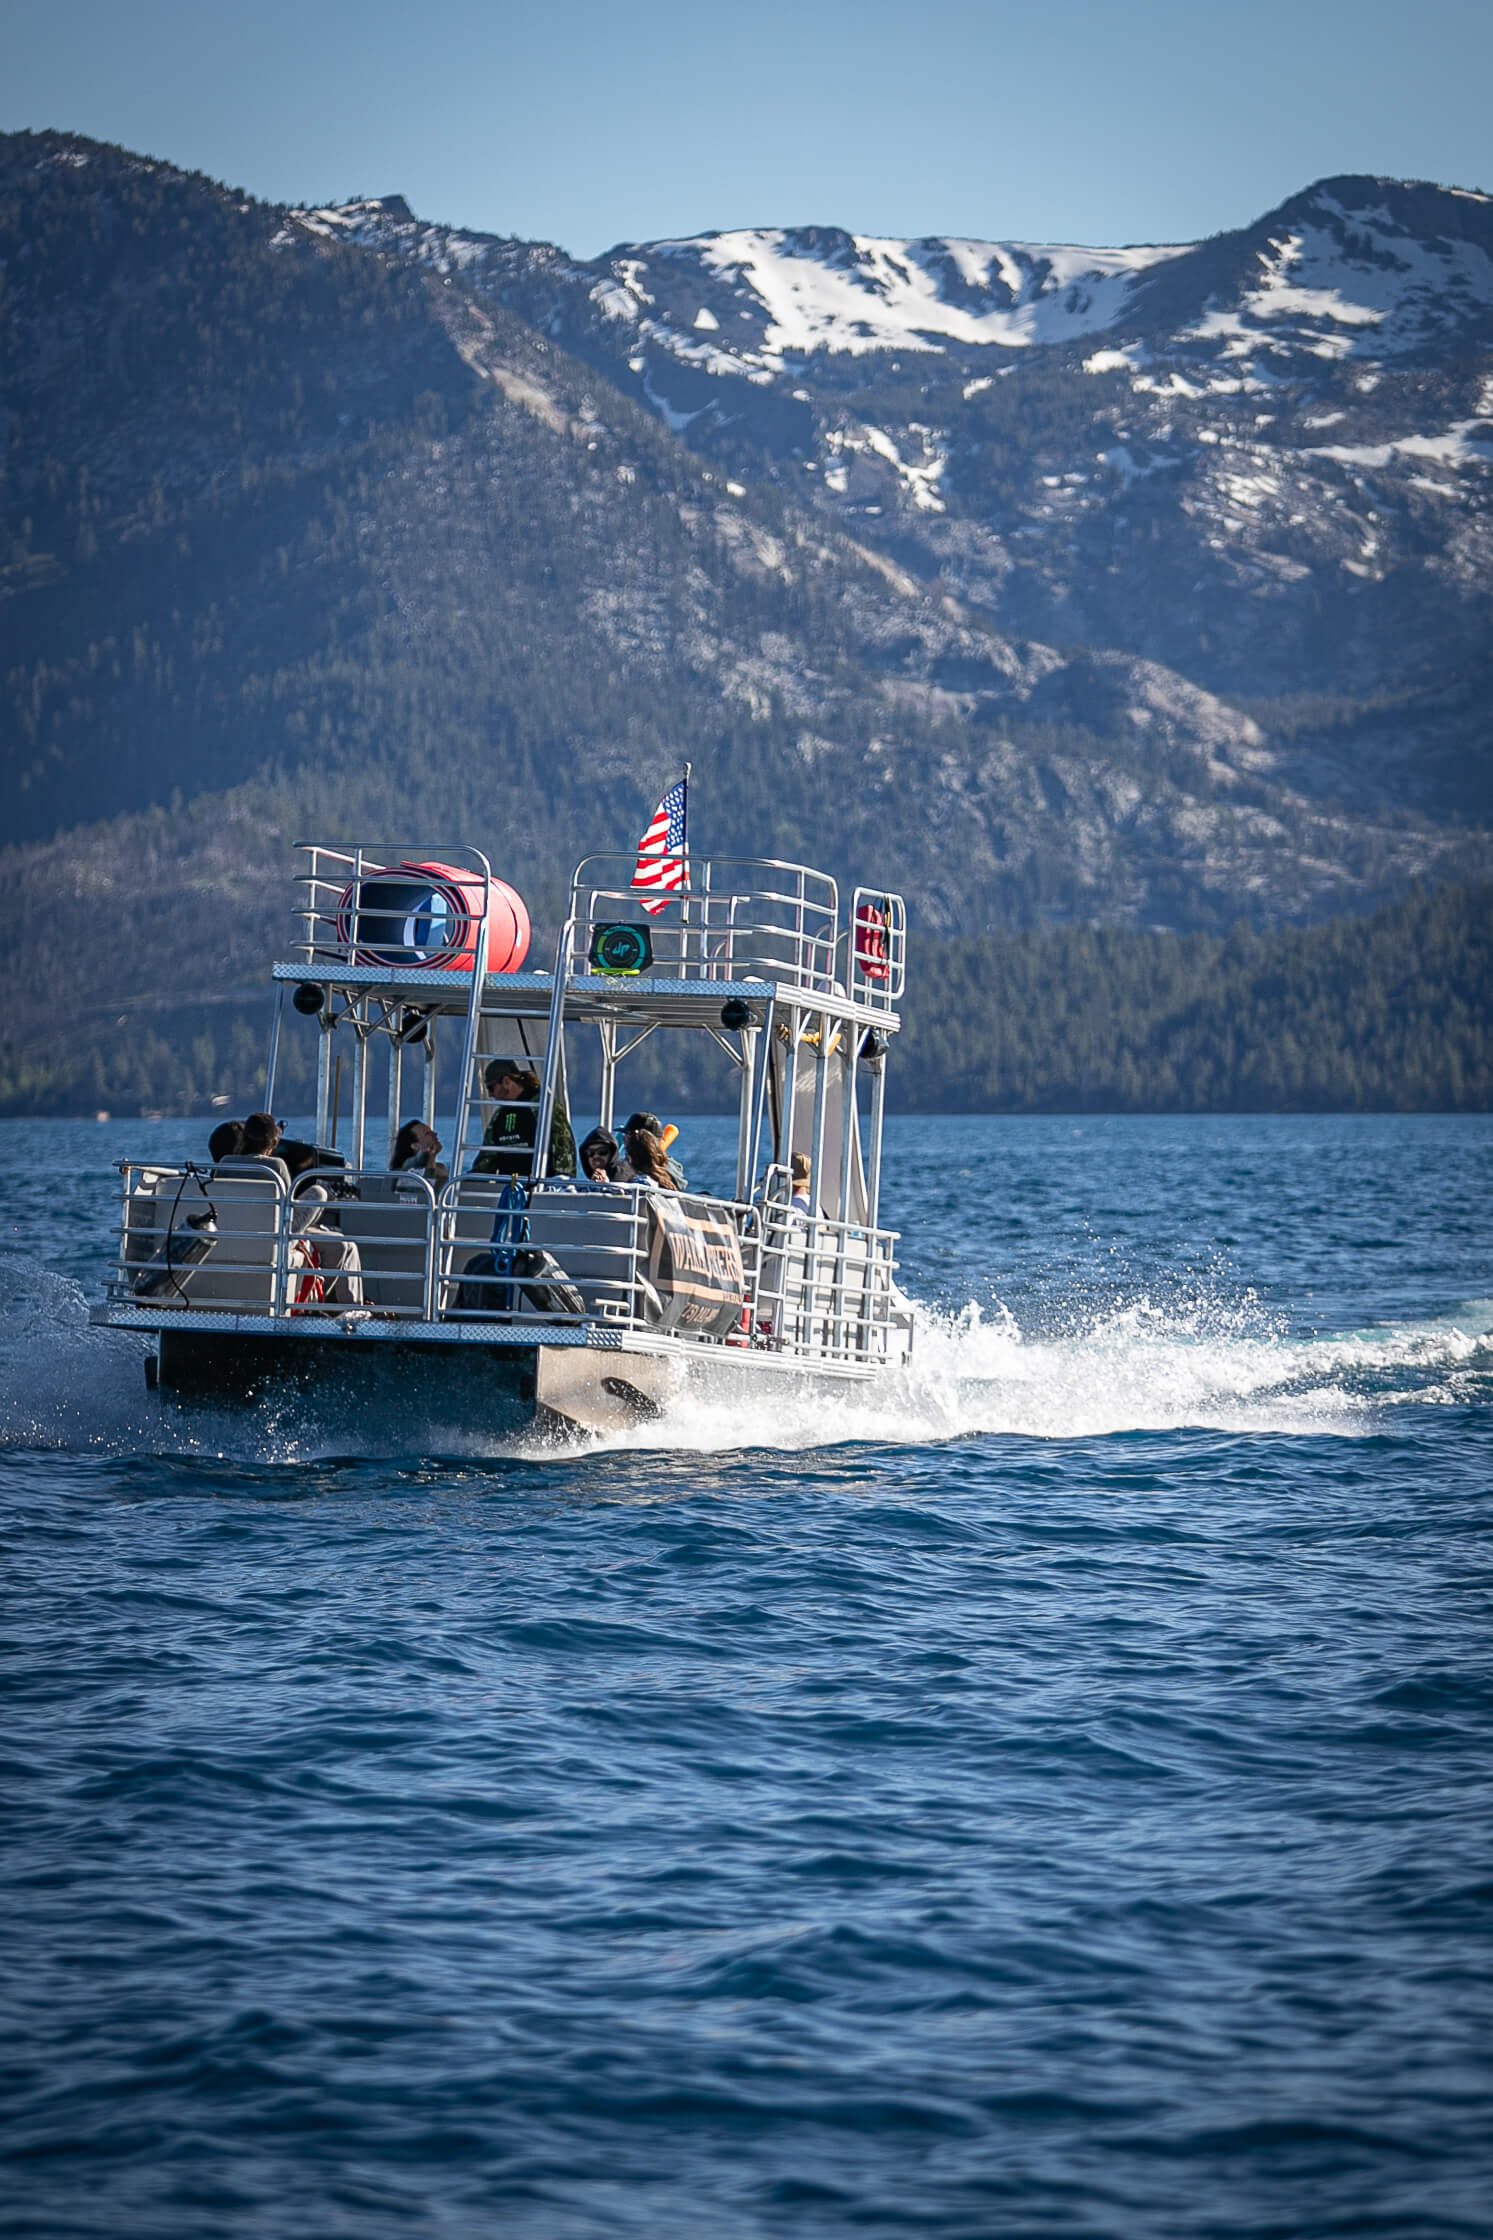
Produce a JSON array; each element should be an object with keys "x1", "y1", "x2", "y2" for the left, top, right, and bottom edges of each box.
[
  {"x1": 290, "y1": 1238, "x2": 325, "y2": 1312},
  {"x1": 855, "y1": 900, "x2": 890, "y2": 982}
]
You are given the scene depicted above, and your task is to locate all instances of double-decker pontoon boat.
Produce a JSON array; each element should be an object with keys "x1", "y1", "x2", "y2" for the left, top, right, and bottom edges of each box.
[{"x1": 92, "y1": 843, "x2": 912, "y2": 1440}]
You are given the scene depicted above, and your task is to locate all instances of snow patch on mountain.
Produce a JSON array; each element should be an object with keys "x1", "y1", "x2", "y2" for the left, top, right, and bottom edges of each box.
[
  {"x1": 298, "y1": 195, "x2": 501, "y2": 277},
  {"x1": 1309, "y1": 418, "x2": 1493, "y2": 470},
  {"x1": 1084, "y1": 344, "x2": 1149, "y2": 374},
  {"x1": 823, "y1": 421, "x2": 949, "y2": 512},
  {"x1": 664, "y1": 228, "x2": 1191, "y2": 356},
  {"x1": 1181, "y1": 193, "x2": 1493, "y2": 371}
]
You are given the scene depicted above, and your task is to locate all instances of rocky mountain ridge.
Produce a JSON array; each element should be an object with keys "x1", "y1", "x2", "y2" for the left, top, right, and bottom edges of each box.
[
  {"x1": 1, "y1": 132, "x2": 1490, "y2": 1050},
  {"x1": 300, "y1": 174, "x2": 1493, "y2": 366},
  {"x1": 296, "y1": 172, "x2": 1493, "y2": 827}
]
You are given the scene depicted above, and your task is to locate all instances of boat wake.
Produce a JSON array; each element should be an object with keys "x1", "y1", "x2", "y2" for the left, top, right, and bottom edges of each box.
[
  {"x1": 3, "y1": 1253, "x2": 1490, "y2": 1464},
  {"x1": 589, "y1": 1290, "x2": 1493, "y2": 1454}
]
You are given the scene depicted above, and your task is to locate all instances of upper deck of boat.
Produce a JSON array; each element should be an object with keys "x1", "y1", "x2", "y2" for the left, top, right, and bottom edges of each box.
[
  {"x1": 285, "y1": 843, "x2": 907, "y2": 1032},
  {"x1": 271, "y1": 962, "x2": 898, "y2": 1030}
]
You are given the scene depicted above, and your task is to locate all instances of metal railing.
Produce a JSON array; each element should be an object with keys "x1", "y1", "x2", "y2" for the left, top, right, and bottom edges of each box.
[
  {"x1": 436, "y1": 1178, "x2": 651, "y2": 1328},
  {"x1": 848, "y1": 886, "x2": 908, "y2": 1007},
  {"x1": 569, "y1": 855, "x2": 841, "y2": 994},
  {"x1": 110, "y1": 1165, "x2": 906, "y2": 1369},
  {"x1": 751, "y1": 1179, "x2": 904, "y2": 1365},
  {"x1": 115, "y1": 1161, "x2": 295, "y2": 1315},
  {"x1": 292, "y1": 842, "x2": 495, "y2": 973},
  {"x1": 288, "y1": 842, "x2": 904, "y2": 1012}
]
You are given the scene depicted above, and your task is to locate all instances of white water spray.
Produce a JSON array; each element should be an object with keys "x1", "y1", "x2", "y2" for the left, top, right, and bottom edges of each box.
[{"x1": 6, "y1": 1253, "x2": 1487, "y2": 1465}]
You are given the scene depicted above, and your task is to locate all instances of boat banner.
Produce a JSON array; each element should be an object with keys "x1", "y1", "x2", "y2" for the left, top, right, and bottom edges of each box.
[{"x1": 645, "y1": 1198, "x2": 746, "y2": 1338}]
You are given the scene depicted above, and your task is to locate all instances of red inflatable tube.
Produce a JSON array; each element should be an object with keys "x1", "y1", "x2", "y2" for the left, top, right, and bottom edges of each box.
[{"x1": 335, "y1": 862, "x2": 530, "y2": 973}]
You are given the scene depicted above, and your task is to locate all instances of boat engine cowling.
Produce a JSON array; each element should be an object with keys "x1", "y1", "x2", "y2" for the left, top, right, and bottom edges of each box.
[{"x1": 335, "y1": 862, "x2": 529, "y2": 973}]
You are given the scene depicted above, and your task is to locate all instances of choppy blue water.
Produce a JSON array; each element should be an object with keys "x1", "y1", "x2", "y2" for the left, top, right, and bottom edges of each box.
[{"x1": 3, "y1": 1113, "x2": 1492, "y2": 2238}]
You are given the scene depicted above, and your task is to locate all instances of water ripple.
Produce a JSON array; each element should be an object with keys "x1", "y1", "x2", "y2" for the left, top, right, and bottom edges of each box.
[{"x1": 3, "y1": 1116, "x2": 1493, "y2": 2235}]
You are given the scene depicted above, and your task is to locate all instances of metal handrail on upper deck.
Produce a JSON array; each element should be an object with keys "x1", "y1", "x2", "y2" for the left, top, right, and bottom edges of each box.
[
  {"x1": 285, "y1": 844, "x2": 497, "y2": 1178},
  {"x1": 847, "y1": 886, "x2": 908, "y2": 1007},
  {"x1": 290, "y1": 842, "x2": 494, "y2": 974},
  {"x1": 569, "y1": 854, "x2": 841, "y2": 994}
]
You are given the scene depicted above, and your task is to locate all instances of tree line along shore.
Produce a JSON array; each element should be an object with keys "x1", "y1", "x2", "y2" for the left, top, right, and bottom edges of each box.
[{"x1": 3, "y1": 880, "x2": 1488, "y2": 1122}]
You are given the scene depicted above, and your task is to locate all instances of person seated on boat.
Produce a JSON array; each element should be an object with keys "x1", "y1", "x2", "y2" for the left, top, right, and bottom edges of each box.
[
  {"x1": 280, "y1": 1137, "x2": 365, "y2": 1307},
  {"x1": 207, "y1": 1119, "x2": 245, "y2": 1167},
  {"x1": 578, "y1": 1126, "x2": 623, "y2": 1183},
  {"x1": 472, "y1": 1060, "x2": 577, "y2": 1178},
  {"x1": 391, "y1": 1119, "x2": 449, "y2": 1190},
  {"x1": 229, "y1": 1112, "x2": 291, "y2": 1187},
  {"x1": 789, "y1": 1152, "x2": 812, "y2": 1218},
  {"x1": 621, "y1": 1111, "x2": 686, "y2": 1189},
  {"x1": 620, "y1": 1117, "x2": 679, "y2": 1192},
  {"x1": 159, "y1": 1118, "x2": 240, "y2": 1244}
]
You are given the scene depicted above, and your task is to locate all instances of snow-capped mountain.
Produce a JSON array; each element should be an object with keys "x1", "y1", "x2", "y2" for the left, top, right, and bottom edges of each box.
[
  {"x1": 296, "y1": 173, "x2": 1493, "y2": 722},
  {"x1": 577, "y1": 183, "x2": 1493, "y2": 375},
  {"x1": 567, "y1": 228, "x2": 1193, "y2": 365},
  {"x1": 4, "y1": 133, "x2": 1492, "y2": 978},
  {"x1": 301, "y1": 174, "x2": 1493, "y2": 375},
  {"x1": 295, "y1": 178, "x2": 1493, "y2": 592}
]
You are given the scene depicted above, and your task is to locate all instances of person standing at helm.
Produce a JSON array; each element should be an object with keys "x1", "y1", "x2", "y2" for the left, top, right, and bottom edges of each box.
[{"x1": 472, "y1": 1060, "x2": 576, "y2": 1178}]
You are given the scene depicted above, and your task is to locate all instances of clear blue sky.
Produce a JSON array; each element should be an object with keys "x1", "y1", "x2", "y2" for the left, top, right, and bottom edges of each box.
[{"x1": 6, "y1": 0, "x2": 1490, "y2": 257}]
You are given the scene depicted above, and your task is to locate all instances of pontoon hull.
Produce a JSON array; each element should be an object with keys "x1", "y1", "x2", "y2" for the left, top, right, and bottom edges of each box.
[{"x1": 154, "y1": 1328, "x2": 674, "y2": 1440}]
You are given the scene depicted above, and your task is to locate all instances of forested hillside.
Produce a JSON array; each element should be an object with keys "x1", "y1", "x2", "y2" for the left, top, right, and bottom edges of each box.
[
  {"x1": 898, "y1": 880, "x2": 1493, "y2": 1113},
  {"x1": 3, "y1": 880, "x2": 1487, "y2": 1119},
  {"x1": 2, "y1": 132, "x2": 1491, "y2": 1119}
]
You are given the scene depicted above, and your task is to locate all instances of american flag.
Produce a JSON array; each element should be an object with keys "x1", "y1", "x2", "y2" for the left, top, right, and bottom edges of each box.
[{"x1": 631, "y1": 777, "x2": 689, "y2": 914}]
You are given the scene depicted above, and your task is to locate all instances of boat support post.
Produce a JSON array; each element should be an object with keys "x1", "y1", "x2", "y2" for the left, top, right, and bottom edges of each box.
[
  {"x1": 422, "y1": 1017, "x2": 438, "y2": 1133},
  {"x1": 387, "y1": 1025, "x2": 403, "y2": 1170},
  {"x1": 598, "y1": 1017, "x2": 616, "y2": 1134},
  {"x1": 866, "y1": 1036, "x2": 887, "y2": 1231},
  {"x1": 734, "y1": 1024, "x2": 757, "y2": 1203},
  {"x1": 808, "y1": 1004, "x2": 833, "y2": 1341},
  {"x1": 449, "y1": 862, "x2": 493, "y2": 1170},
  {"x1": 838, "y1": 1018, "x2": 859, "y2": 1228},
  {"x1": 534, "y1": 919, "x2": 573, "y2": 1180},
  {"x1": 264, "y1": 986, "x2": 285, "y2": 1115},
  {"x1": 746, "y1": 999, "x2": 775, "y2": 1189},
  {"x1": 350, "y1": 999, "x2": 369, "y2": 1170},
  {"x1": 316, "y1": 1008, "x2": 333, "y2": 1144}
]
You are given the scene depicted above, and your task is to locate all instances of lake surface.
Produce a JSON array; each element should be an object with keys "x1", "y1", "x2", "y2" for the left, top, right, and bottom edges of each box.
[{"x1": 3, "y1": 1113, "x2": 1492, "y2": 2238}]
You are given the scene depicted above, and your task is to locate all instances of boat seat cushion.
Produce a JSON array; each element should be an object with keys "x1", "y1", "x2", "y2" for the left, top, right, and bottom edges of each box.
[
  {"x1": 180, "y1": 1173, "x2": 284, "y2": 1307},
  {"x1": 524, "y1": 1189, "x2": 641, "y2": 1314},
  {"x1": 332, "y1": 1174, "x2": 432, "y2": 1312}
]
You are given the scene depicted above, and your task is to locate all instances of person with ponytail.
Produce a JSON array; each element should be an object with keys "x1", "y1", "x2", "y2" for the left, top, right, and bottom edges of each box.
[{"x1": 621, "y1": 1115, "x2": 680, "y2": 1191}]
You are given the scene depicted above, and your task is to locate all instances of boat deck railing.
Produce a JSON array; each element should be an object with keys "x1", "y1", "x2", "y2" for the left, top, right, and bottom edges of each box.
[
  {"x1": 291, "y1": 843, "x2": 496, "y2": 971},
  {"x1": 568, "y1": 855, "x2": 906, "y2": 1007},
  {"x1": 109, "y1": 1165, "x2": 907, "y2": 1370},
  {"x1": 282, "y1": 843, "x2": 905, "y2": 1019}
]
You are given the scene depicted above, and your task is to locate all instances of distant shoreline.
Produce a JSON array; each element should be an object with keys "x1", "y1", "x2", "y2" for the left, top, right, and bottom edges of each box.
[{"x1": 5, "y1": 1108, "x2": 1490, "y2": 1125}]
